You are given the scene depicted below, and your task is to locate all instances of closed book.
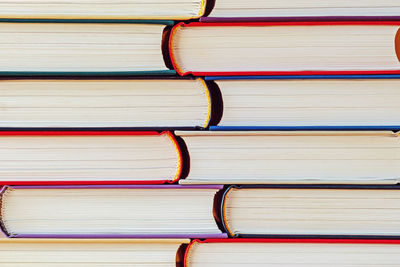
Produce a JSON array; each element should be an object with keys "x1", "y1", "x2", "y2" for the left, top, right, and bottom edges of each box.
[
  {"x1": 0, "y1": 78, "x2": 210, "y2": 129},
  {"x1": 220, "y1": 185, "x2": 400, "y2": 238},
  {"x1": 0, "y1": 238, "x2": 189, "y2": 266},
  {"x1": 176, "y1": 131, "x2": 400, "y2": 185},
  {"x1": 0, "y1": 185, "x2": 226, "y2": 238},
  {"x1": 0, "y1": 131, "x2": 182, "y2": 185},
  {"x1": 202, "y1": 0, "x2": 400, "y2": 21},
  {"x1": 185, "y1": 238, "x2": 400, "y2": 267},
  {"x1": 206, "y1": 75, "x2": 400, "y2": 129},
  {"x1": 4, "y1": 238, "x2": 399, "y2": 266},
  {"x1": 0, "y1": 0, "x2": 205, "y2": 20},
  {"x1": 0, "y1": 21, "x2": 175, "y2": 76},
  {"x1": 170, "y1": 21, "x2": 400, "y2": 76}
]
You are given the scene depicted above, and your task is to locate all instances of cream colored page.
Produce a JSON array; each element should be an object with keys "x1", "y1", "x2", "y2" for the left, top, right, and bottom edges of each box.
[
  {"x1": 0, "y1": 79, "x2": 209, "y2": 127},
  {"x1": 217, "y1": 79, "x2": 400, "y2": 126},
  {"x1": 225, "y1": 188, "x2": 400, "y2": 235},
  {"x1": 178, "y1": 131, "x2": 400, "y2": 184},
  {"x1": 0, "y1": 23, "x2": 167, "y2": 72},
  {"x1": 0, "y1": 239, "x2": 184, "y2": 266},
  {"x1": 173, "y1": 25, "x2": 400, "y2": 72},
  {"x1": 0, "y1": 0, "x2": 203, "y2": 19},
  {"x1": 0, "y1": 133, "x2": 180, "y2": 181},
  {"x1": 1, "y1": 188, "x2": 221, "y2": 235}
]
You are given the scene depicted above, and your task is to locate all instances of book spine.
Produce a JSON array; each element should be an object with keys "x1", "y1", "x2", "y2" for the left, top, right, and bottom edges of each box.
[
  {"x1": 200, "y1": 79, "x2": 212, "y2": 128},
  {"x1": 197, "y1": 0, "x2": 207, "y2": 18},
  {"x1": 220, "y1": 185, "x2": 239, "y2": 237},
  {"x1": 0, "y1": 186, "x2": 10, "y2": 238},
  {"x1": 169, "y1": 22, "x2": 187, "y2": 76},
  {"x1": 164, "y1": 131, "x2": 183, "y2": 183},
  {"x1": 183, "y1": 239, "x2": 198, "y2": 267}
]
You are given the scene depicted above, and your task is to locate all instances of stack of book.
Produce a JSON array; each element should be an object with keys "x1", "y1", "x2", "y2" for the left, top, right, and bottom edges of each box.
[{"x1": 0, "y1": 0, "x2": 400, "y2": 266}]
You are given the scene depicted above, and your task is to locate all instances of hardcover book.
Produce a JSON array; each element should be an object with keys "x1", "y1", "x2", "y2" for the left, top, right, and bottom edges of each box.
[
  {"x1": 0, "y1": 78, "x2": 211, "y2": 128},
  {"x1": 1, "y1": 238, "x2": 397, "y2": 266},
  {"x1": 0, "y1": 239, "x2": 189, "y2": 266},
  {"x1": 221, "y1": 185, "x2": 400, "y2": 237},
  {"x1": 206, "y1": 76, "x2": 400, "y2": 128},
  {"x1": 5, "y1": 0, "x2": 398, "y2": 22},
  {"x1": 0, "y1": 131, "x2": 182, "y2": 184},
  {"x1": 0, "y1": 185, "x2": 226, "y2": 238},
  {"x1": 170, "y1": 21, "x2": 400, "y2": 76},
  {"x1": 203, "y1": 0, "x2": 400, "y2": 21},
  {"x1": 185, "y1": 238, "x2": 400, "y2": 266},
  {"x1": 0, "y1": 0, "x2": 206, "y2": 20},
  {"x1": 176, "y1": 131, "x2": 400, "y2": 184},
  {"x1": 0, "y1": 21, "x2": 175, "y2": 75}
]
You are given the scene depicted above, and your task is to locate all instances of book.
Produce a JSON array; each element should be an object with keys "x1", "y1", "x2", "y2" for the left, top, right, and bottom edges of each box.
[
  {"x1": 1, "y1": 238, "x2": 398, "y2": 266},
  {"x1": 0, "y1": 0, "x2": 206, "y2": 20},
  {"x1": 5, "y1": 0, "x2": 398, "y2": 22},
  {"x1": 3, "y1": 76, "x2": 399, "y2": 130},
  {"x1": 0, "y1": 78, "x2": 210, "y2": 128},
  {"x1": 220, "y1": 185, "x2": 400, "y2": 238},
  {"x1": 0, "y1": 21, "x2": 176, "y2": 75},
  {"x1": 169, "y1": 21, "x2": 400, "y2": 76},
  {"x1": 0, "y1": 239, "x2": 189, "y2": 266},
  {"x1": 175, "y1": 131, "x2": 400, "y2": 184},
  {"x1": 185, "y1": 238, "x2": 400, "y2": 266},
  {"x1": 206, "y1": 76, "x2": 400, "y2": 128},
  {"x1": 0, "y1": 185, "x2": 226, "y2": 238},
  {"x1": 202, "y1": 0, "x2": 400, "y2": 22},
  {"x1": 0, "y1": 131, "x2": 182, "y2": 185}
]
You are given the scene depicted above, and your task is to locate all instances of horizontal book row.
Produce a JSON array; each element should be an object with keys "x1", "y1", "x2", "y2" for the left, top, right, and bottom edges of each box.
[
  {"x1": 0, "y1": 238, "x2": 398, "y2": 266},
  {"x1": 2, "y1": 185, "x2": 400, "y2": 238},
  {"x1": 1, "y1": 0, "x2": 400, "y2": 20},
  {"x1": 0, "y1": 21, "x2": 400, "y2": 75},
  {"x1": 0, "y1": 130, "x2": 398, "y2": 185},
  {"x1": 1, "y1": 77, "x2": 400, "y2": 129}
]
